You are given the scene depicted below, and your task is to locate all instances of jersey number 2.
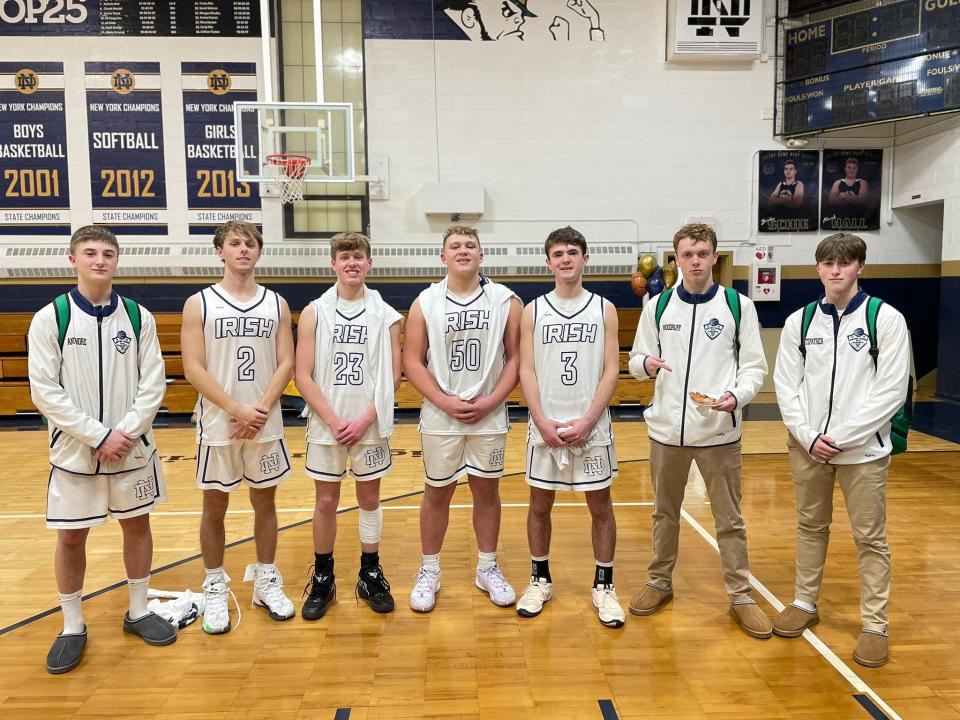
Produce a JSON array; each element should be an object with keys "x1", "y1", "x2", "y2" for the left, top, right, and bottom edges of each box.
[{"x1": 237, "y1": 346, "x2": 256, "y2": 381}]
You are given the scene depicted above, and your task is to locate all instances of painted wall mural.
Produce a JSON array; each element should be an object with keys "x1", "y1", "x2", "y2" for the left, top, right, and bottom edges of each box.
[{"x1": 363, "y1": 0, "x2": 605, "y2": 41}]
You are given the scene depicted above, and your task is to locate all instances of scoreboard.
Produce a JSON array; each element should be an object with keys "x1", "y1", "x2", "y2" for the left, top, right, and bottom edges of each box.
[{"x1": 777, "y1": 0, "x2": 960, "y2": 135}]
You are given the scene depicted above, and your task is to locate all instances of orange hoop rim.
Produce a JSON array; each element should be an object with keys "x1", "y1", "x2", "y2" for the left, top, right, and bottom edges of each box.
[{"x1": 266, "y1": 153, "x2": 311, "y2": 179}]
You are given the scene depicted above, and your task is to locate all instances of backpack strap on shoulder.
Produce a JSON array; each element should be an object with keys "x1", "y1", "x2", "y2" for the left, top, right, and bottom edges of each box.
[
  {"x1": 53, "y1": 293, "x2": 71, "y2": 350},
  {"x1": 654, "y1": 288, "x2": 673, "y2": 329},
  {"x1": 865, "y1": 296, "x2": 884, "y2": 371},
  {"x1": 799, "y1": 301, "x2": 818, "y2": 361},
  {"x1": 723, "y1": 287, "x2": 741, "y2": 354},
  {"x1": 120, "y1": 297, "x2": 142, "y2": 343}
]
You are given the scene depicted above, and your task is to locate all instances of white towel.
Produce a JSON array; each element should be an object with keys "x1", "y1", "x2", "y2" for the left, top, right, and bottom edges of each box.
[
  {"x1": 419, "y1": 276, "x2": 517, "y2": 401},
  {"x1": 146, "y1": 589, "x2": 204, "y2": 629},
  {"x1": 312, "y1": 285, "x2": 397, "y2": 439}
]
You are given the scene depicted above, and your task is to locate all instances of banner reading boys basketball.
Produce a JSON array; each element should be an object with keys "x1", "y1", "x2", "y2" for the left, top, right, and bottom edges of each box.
[
  {"x1": 820, "y1": 149, "x2": 882, "y2": 232},
  {"x1": 0, "y1": 62, "x2": 70, "y2": 236},
  {"x1": 85, "y1": 62, "x2": 167, "y2": 235},
  {"x1": 757, "y1": 150, "x2": 819, "y2": 233},
  {"x1": 181, "y1": 62, "x2": 260, "y2": 235}
]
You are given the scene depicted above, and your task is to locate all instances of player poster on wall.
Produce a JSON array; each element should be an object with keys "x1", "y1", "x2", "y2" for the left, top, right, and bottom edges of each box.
[
  {"x1": 181, "y1": 63, "x2": 261, "y2": 236},
  {"x1": 0, "y1": 63, "x2": 71, "y2": 237},
  {"x1": 820, "y1": 149, "x2": 882, "y2": 232},
  {"x1": 757, "y1": 150, "x2": 819, "y2": 233},
  {"x1": 85, "y1": 62, "x2": 167, "y2": 236}
]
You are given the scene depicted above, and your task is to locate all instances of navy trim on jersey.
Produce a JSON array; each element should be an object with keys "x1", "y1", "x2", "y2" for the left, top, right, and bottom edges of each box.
[
  {"x1": 50, "y1": 428, "x2": 63, "y2": 448},
  {"x1": 818, "y1": 288, "x2": 867, "y2": 316},
  {"x1": 208, "y1": 285, "x2": 267, "y2": 314},
  {"x1": 351, "y1": 457, "x2": 393, "y2": 478},
  {"x1": 525, "y1": 445, "x2": 613, "y2": 488},
  {"x1": 444, "y1": 287, "x2": 484, "y2": 307},
  {"x1": 466, "y1": 461, "x2": 503, "y2": 475},
  {"x1": 336, "y1": 308, "x2": 366, "y2": 321},
  {"x1": 675, "y1": 282, "x2": 719, "y2": 304},
  {"x1": 542, "y1": 292, "x2": 595, "y2": 320},
  {"x1": 200, "y1": 290, "x2": 208, "y2": 328},
  {"x1": 70, "y1": 288, "x2": 119, "y2": 318},
  {"x1": 305, "y1": 465, "x2": 348, "y2": 479},
  {"x1": 46, "y1": 511, "x2": 110, "y2": 524},
  {"x1": 274, "y1": 289, "x2": 280, "y2": 318},
  {"x1": 426, "y1": 463, "x2": 467, "y2": 483},
  {"x1": 108, "y1": 498, "x2": 157, "y2": 516}
]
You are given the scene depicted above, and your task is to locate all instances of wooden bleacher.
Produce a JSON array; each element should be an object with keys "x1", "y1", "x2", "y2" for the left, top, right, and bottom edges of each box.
[{"x1": 0, "y1": 308, "x2": 652, "y2": 417}]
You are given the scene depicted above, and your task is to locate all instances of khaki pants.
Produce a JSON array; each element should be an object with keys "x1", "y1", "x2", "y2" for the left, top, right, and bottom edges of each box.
[
  {"x1": 786, "y1": 434, "x2": 890, "y2": 631},
  {"x1": 648, "y1": 440, "x2": 752, "y2": 600}
]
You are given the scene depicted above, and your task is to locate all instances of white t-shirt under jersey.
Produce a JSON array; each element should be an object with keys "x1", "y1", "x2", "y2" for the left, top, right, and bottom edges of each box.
[
  {"x1": 196, "y1": 283, "x2": 285, "y2": 446},
  {"x1": 528, "y1": 290, "x2": 612, "y2": 447},
  {"x1": 306, "y1": 296, "x2": 402, "y2": 445},
  {"x1": 419, "y1": 285, "x2": 509, "y2": 435}
]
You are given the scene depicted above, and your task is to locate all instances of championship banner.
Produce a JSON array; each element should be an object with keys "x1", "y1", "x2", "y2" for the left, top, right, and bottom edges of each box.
[
  {"x1": 0, "y1": 62, "x2": 70, "y2": 236},
  {"x1": 181, "y1": 62, "x2": 260, "y2": 235},
  {"x1": 85, "y1": 62, "x2": 167, "y2": 235},
  {"x1": 758, "y1": 150, "x2": 819, "y2": 233},
  {"x1": 820, "y1": 149, "x2": 882, "y2": 232}
]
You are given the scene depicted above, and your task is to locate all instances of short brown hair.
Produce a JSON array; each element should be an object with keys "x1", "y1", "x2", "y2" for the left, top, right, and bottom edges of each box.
[
  {"x1": 544, "y1": 226, "x2": 587, "y2": 256},
  {"x1": 330, "y1": 232, "x2": 372, "y2": 258},
  {"x1": 673, "y1": 223, "x2": 717, "y2": 252},
  {"x1": 442, "y1": 224, "x2": 480, "y2": 247},
  {"x1": 815, "y1": 233, "x2": 867, "y2": 265},
  {"x1": 213, "y1": 220, "x2": 263, "y2": 251},
  {"x1": 70, "y1": 225, "x2": 118, "y2": 255}
]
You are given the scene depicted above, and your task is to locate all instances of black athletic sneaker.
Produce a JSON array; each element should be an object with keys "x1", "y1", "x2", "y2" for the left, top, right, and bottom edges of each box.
[
  {"x1": 301, "y1": 569, "x2": 336, "y2": 620},
  {"x1": 356, "y1": 564, "x2": 395, "y2": 613}
]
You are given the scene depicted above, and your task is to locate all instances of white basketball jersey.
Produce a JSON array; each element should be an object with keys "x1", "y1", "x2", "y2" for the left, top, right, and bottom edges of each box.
[
  {"x1": 529, "y1": 290, "x2": 611, "y2": 446},
  {"x1": 196, "y1": 284, "x2": 285, "y2": 445},
  {"x1": 307, "y1": 296, "x2": 394, "y2": 445},
  {"x1": 420, "y1": 285, "x2": 508, "y2": 435}
]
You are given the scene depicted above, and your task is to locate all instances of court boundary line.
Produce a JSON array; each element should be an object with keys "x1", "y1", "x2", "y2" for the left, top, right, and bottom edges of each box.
[{"x1": 680, "y1": 499, "x2": 899, "y2": 720}]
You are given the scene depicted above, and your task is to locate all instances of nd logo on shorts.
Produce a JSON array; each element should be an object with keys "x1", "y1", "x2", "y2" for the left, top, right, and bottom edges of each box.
[
  {"x1": 260, "y1": 452, "x2": 281, "y2": 475},
  {"x1": 584, "y1": 455, "x2": 605, "y2": 477},
  {"x1": 363, "y1": 446, "x2": 385, "y2": 468},
  {"x1": 134, "y1": 476, "x2": 155, "y2": 501},
  {"x1": 703, "y1": 318, "x2": 724, "y2": 340},
  {"x1": 488, "y1": 447, "x2": 504, "y2": 469},
  {"x1": 113, "y1": 330, "x2": 132, "y2": 354},
  {"x1": 847, "y1": 327, "x2": 868, "y2": 352}
]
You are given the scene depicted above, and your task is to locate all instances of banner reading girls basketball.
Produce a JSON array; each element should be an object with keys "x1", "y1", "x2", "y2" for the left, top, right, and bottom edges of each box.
[
  {"x1": 757, "y1": 150, "x2": 819, "y2": 233},
  {"x1": 181, "y1": 62, "x2": 261, "y2": 235},
  {"x1": 85, "y1": 62, "x2": 167, "y2": 235},
  {"x1": 0, "y1": 62, "x2": 70, "y2": 236},
  {"x1": 820, "y1": 149, "x2": 882, "y2": 232}
]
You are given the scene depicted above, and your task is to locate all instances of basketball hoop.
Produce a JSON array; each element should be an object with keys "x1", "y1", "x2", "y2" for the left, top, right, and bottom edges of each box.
[{"x1": 266, "y1": 153, "x2": 311, "y2": 204}]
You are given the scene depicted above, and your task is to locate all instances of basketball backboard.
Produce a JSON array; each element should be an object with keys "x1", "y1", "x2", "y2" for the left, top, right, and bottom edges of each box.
[{"x1": 233, "y1": 101, "x2": 356, "y2": 184}]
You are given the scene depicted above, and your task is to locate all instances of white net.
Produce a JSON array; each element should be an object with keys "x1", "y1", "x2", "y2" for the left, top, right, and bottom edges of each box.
[{"x1": 266, "y1": 154, "x2": 310, "y2": 204}]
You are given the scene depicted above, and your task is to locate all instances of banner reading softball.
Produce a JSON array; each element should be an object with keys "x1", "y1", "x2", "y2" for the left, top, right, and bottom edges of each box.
[
  {"x1": 85, "y1": 62, "x2": 167, "y2": 235},
  {"x1": 757, "y1": 150, "x2": 819, "y2": 233},
  {"x1": 181, "y1": 62, "x2": 261, "y2": 235},
  {"x1": 821, "y1": 149, "x2": 882, "y2": 232},
  {"x1": 0, "y1": 62, "x2": 70, "y2": 236}
]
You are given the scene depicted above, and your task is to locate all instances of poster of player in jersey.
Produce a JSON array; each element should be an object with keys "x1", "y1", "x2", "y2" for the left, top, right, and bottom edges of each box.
[
  {"x1": 820, "y1": 149, "x2": 882, "y2": 231},
  {"x1": 757, "y1": 150, "x2": 819, "y2": 233}
]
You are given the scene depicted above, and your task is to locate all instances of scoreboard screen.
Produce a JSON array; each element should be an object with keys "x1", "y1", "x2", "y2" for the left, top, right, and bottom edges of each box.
[
  {"x1": 785, "y1": 0, "x2": 858, "y2": 16},
  {"x1": 779, "y1": 0, "x2": 960, "y2": 135}
]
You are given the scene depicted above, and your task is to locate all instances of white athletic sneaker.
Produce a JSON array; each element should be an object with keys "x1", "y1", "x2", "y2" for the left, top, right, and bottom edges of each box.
[
  {"x1": 592, "y1": 584, "x2": 626, "y2": 628},
  {"x1": 252, "y1": 566, "x2": 295, "y2": 621},
  {"x1": 202, "y1": 572, "x2": 232, "y2": 635},
  {"x1": 409, "y1": 567, "x2": 441, "y2": 613},
  {"x1": 516, "y1": 577, "x2": 553, "y2": 618},
  {"x1": 475, "y1": 564, "x2": 516, "y2": 607}
]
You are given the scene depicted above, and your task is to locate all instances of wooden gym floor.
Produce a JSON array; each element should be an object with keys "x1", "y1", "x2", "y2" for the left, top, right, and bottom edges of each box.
[{"x1": 0, "y1": 419, "x2": 958, "y2": 720}]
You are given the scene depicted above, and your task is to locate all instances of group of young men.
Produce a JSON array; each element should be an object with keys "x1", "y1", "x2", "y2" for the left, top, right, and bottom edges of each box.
[{"x1": 28, "y1": 219, "x2": 909, "y2": 675}]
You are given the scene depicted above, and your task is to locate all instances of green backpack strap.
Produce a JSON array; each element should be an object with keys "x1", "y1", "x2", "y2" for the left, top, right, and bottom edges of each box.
[
  {"x1": 654, "y1": 288, "x2": 674, "y2": 329},
  {"x1": 798, "y1": 301, "x2": 818, "y2": 360},
  {"x1": 53, "y1": 293, "x2": 71, "y2": 350},
  {"x1": 120, "y1": 296, "x2": 142, "y2": 343},
  {"x1": 723, "y1": 287, "x2": 741, "y2": 353},
  {"x1": 864, "y1": 296, "x2": 885, "y2": 371}
]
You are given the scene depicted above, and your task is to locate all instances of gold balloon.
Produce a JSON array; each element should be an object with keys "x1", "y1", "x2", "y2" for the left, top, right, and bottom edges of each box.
[
  {"x1": 638, "y1": 253, "x2": 658, "y2": 278},
  {"x1": 663, "y1": 261, "x2": 678, "y2": 288},
  {"x1": 630, "y1": 271, "x2": 648, "y2": 297}
]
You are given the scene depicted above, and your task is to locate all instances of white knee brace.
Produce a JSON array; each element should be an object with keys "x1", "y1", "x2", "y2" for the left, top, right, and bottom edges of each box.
[{"x1": 358, "y1": 504, "x2": 382, "y2": 545}]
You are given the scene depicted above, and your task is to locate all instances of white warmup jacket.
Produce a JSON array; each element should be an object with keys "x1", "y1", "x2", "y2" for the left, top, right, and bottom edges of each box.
[
  {"x1": 28, "y1": 289, "x2": 165, "y2": 475},
  {"x1": 774, "y1": 290, "x2": 910, "y2": 464},
  {"x1": 629, "y1": 283, "x2": 767, "y2": 447}
]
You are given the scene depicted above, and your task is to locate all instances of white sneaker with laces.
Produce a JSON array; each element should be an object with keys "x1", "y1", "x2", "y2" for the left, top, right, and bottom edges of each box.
[
  {"x1": 592, "y1": 584, "x2": 626, "y2": 628},
  {"x1": 252, "y1": 566, "x2": 295, "y2": 621},
  {"x1": 409, "y1": 567, "x2": 441, "y2": 613},
  {"x1": 475, "y1": 564, "x2": 516, "y2": 607},
  {"x1": 516, "y1": 577, "x2": 553, "y2": 618},
  {"x1": 202, "y1": 572, "x2": 232, "y2": 635}
]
